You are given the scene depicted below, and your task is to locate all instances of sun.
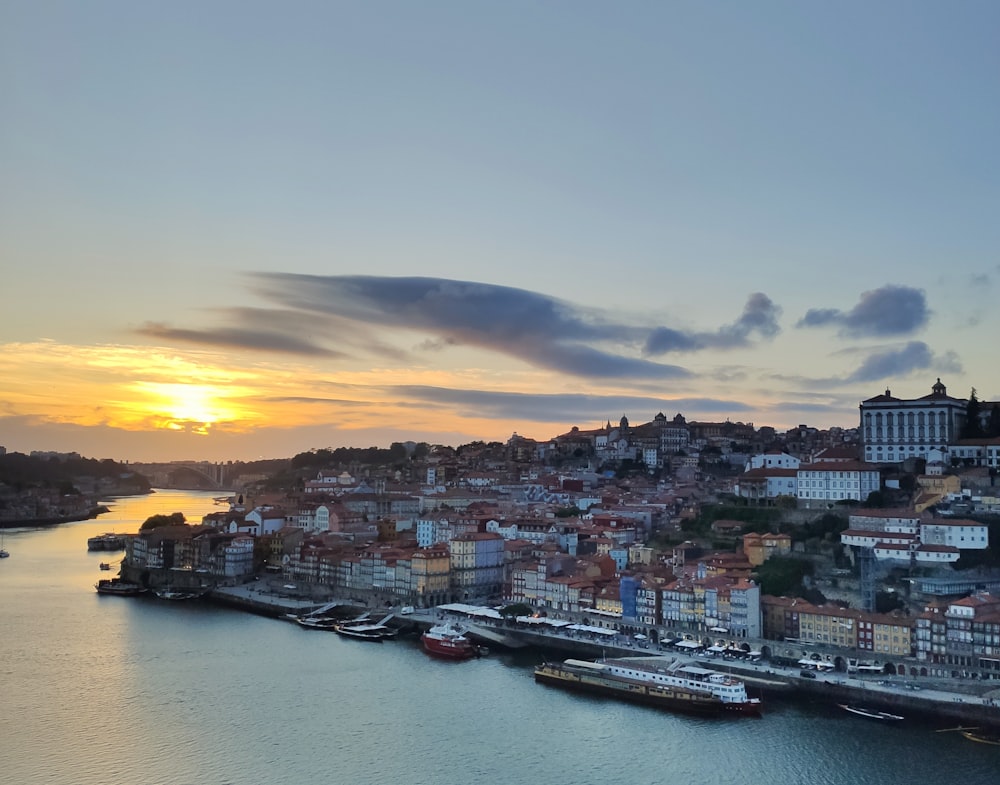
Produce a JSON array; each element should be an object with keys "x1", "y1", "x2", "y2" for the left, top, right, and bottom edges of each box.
[{"x1": 139, "y1": 383, "x2": 239, "y2": 433}]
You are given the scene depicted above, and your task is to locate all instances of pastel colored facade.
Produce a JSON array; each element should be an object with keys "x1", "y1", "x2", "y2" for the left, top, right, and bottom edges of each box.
[
  {"x1": 660, "y1": 575, "x2": 761, "y2": 637},
  {"x1": 762, "y1": 596, "x2": 914, "y2": 657},
  {"x1": 450, "y1": 531, "x2": 504, "y2": 599},
  {"x1": 860, "y1": 378, "x2": 967, "y2": 465},
  {"x1": 221, "y1": 536, "x2": 255, "y2": 577},
  {"x1": 741, "y1": 532, "x2": 792, "y2": 567},
  {"x1": 796, "y1": 604, "x2": 861, "y2": 649},
  {"x1": 858, "y1": 612, "x2": 913, "y2": 657},
  {"x1": 915, "y1": 593, "x2": 1000, "y2": 674}
]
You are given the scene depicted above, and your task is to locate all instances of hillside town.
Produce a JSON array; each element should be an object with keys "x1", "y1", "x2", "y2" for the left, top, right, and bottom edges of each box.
[{"x1": 6, "y1": 379, "x2": 1000, "y2": 682}]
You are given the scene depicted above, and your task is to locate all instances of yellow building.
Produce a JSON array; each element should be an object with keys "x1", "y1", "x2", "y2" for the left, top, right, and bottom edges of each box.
[{"x1": 742, "y1": 532, "x2": 792, "y2": 567}]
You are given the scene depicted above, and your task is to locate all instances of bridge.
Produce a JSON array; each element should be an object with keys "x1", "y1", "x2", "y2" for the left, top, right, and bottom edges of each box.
[{"x1": 130, "y1": 461, "x2": 233, "y2": 490}]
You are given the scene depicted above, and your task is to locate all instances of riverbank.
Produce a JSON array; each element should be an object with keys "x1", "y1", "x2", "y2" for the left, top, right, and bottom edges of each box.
[
  {"x1": 197, "y1": 578, "x2": 1000, "y2": 730},
  {"x1": 0, "y1": 505, "x2": 109, "y2": 529}
]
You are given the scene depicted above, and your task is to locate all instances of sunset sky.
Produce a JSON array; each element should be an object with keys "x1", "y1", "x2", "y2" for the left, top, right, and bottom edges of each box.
[{"x1": 3, "y1": 2, "x2": 998, "y2": 463}]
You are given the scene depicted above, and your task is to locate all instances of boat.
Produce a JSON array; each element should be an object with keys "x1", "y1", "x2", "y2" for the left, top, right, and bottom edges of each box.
[
  {"x1": 95, "y1": 578, "x2": 147, "y2": 596},
  {"x1": 153, "y1": 587, "x2": 209, "y2": 601},
  {"x1": 590, "y1": 658, "x2": 762, "y2": 715},
  {"x1": 334, "y1": 621, "x2": 398, "y2": 641},
  {"x1": 293, "y1": 615, "x2": 341, "y2": 630},
  {"x1": 87, "y1": 533, "x2": 126, "y2": 551},
  {"x1": 837, "y1": 704, "x2": 904, "y2": 722},
  {"x1": 0, "y1": 531, "x2": 9, "y2": 558},
  {"x1": 421, "y1": 622, "x2": 481, "y2": 660},
  {"x1": 99, "y1": 562, "x2": 112, "y2": 570},
  {"x1": 962, "y1": 730, "x2": 1000, "y2": 746},
  {"x1": 535, "y1": 659, "x2": 730, "y2": 716}
]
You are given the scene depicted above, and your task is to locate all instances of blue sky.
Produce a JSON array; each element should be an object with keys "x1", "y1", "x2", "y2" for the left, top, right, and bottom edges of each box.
[{"x1": 2, "y1": 2, "x2": 998, "y2": 462}]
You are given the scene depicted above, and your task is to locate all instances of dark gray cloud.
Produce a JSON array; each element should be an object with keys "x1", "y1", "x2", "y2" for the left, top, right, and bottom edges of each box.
[
  {"x1": 135, "y1": 307, "x2": 411, "y2": 361},
  {"x1": 136, "y1": 321, "x2": 344, "y2": 357},
  {"x1": 797, "y1": 285, "x2": 929, "y2": 337},
  {"x1": 248, "y1": 273, "x2": 737, "y2": 379},
  {"x1": 391, "y1": 385, "x2": 753, "y2": 423},
  {"x1": 645, "y1": 292, "x2": 781, "y2": 354},
  {"x1": 140, "y1": 274, "x2": 783, "y2": 381},
  {"x1": 844, "y1": 341, "x2": 936, "y2": 382}
]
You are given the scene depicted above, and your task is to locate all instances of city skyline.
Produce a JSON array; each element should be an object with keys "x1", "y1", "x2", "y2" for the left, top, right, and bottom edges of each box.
[{"x1": 3, "y1": 3, "x2": 999, "y2": 462}]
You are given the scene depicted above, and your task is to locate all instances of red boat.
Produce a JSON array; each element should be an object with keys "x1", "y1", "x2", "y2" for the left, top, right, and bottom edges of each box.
[{"x1": 421, "y1": 623, "x2": 480, "y2": 660}]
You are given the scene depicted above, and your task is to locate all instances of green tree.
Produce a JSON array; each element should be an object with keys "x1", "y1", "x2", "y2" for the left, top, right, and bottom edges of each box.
[
  {"x1": 139, "y1": 512, "x2": 187, "y2": 531},
  {"x1": 753, "y1": 556, "x2": 814, "y2": 596},
  {"x1": 961, "y1": 388, "x2": 984, "y2": 438}
]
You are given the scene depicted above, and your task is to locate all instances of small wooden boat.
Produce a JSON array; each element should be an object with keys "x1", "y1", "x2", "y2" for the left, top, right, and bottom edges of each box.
[
  {"x1": 837, "y1": 703, "x2": 903, "y2": 721},
  {"x1": 962, "y1": 729, "x2": 1000, "y2": 746}
]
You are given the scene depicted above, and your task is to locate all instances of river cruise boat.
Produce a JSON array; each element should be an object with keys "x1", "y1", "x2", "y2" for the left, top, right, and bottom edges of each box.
[
  {"x1": 595, "y1": 658, "x2": 762, "y2": 715},
  {"x1": 535, "y1": 659, "x2": 729, "y2": 716},
  {"x1": 95, "y1": 578, "x2": 147, "y2": 596}
]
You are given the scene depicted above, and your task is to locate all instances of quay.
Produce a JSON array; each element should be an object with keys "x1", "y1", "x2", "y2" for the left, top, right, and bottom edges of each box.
[{"x1": 151, "y1": 577, "x2": 1000, "y2": 730}]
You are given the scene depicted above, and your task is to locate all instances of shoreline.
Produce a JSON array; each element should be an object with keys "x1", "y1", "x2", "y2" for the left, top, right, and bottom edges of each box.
[
  {"x1": 0, "y1": 505, "x2": 109, "y2": 529},
  {"x1": 197, "y1": 580, "x2": 1000, "y2": 730}
]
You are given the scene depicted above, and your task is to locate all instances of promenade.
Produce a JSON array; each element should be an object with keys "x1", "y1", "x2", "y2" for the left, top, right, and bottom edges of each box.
[{"x1": 203, "y1": 581, "x2": 1000, "y2": 729}]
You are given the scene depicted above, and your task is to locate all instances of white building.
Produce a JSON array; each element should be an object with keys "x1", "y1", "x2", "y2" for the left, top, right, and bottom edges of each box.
[
  {"x1": 745, "y1": 451, "x2": 801, "y2": 471},
  {"x1": 796, "y1": 461, "x2": 880, "y2": 508},
  {"x1": 860, "y1": 378, "x2": 967, "y2": 465}
]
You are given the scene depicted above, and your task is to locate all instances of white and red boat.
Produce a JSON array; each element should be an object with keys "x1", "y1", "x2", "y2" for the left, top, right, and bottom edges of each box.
[{"x1": 421, "y1": 622, "x2": 480, "y2": 660}]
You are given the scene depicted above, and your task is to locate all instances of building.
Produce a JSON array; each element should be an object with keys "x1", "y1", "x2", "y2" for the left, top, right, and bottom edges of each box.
[
  {"x1": 860, "y1": 379, "x2": 967, "y2": 465},
  {"x1": 796, "y1": 461, "x2": 880, "y2": 508},
  {"x1": 741, "y1": 532, "x2": 792, "y2": 567}
]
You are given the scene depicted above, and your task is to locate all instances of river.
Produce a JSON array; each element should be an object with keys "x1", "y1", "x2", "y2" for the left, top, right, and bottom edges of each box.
[{"x1": 0, "y1": 489, "x2": 994, "y2": 785}]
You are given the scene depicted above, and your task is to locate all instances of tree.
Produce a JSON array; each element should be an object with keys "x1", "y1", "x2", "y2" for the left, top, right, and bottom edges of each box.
[
  {"x1": 753, "y1": 556, "x2": 814, "y2": 596},
  {"x1": 139, "y1": 512, "x2": 187, "y2": 531},
  {"x1": 989, "y1": 405, "x2": 1000, "y2": 438},
  {"x1": 961, "y1": 388, "x2": 984, "y2": 439},
  {"x1": 500, "y1": 603, "x2": 533, "y2": 619}
]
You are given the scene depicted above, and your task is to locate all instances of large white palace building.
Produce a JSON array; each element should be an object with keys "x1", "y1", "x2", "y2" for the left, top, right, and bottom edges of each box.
[{"x1": 860, "y1": 379, "x2": 968, "y2": 465}]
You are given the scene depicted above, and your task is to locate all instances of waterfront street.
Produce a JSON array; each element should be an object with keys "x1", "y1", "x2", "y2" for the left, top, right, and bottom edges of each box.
[{"x1": 209, "y1": 577, "x2": 1000, "y2": 729}]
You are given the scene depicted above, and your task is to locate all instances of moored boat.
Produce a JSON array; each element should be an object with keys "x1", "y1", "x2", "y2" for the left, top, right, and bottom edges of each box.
[
  {"x1": 293, "y1": 615, "x2": 340, "y2": 630},
  {"x1": 154, "y1": 587, "x2": 209, "y2": 601},
  {"x1": 535, "y1": 660, "x2": 727, "y2": 716},
  {"x1": 421, "y1": 622, "x2": 480, "y2": 660},
  {"x1": 334, "y1": 621, "x2": 398, "y2": 641},
  {"x1": 99, "y1": 562, "x2": 112, "y2": 570},
  {"x1": 595, "y1": 658, "x2": 762, "y2": 715},
  {"x1": 962, "y1": 729, "x2": 1000, "y2": 746},
  {"x1": 87, "y1": 533, "x2": 126, "y2": 551},
  {"x1": 95, "y1": 578, "x2": 147, "y2": 596},
  {"x1": 837, "y1": 704, "x2": 904, "y2": 722}
]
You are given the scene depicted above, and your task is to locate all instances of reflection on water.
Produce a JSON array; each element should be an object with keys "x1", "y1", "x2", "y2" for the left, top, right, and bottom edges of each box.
[{"x1": 1, "y1": 490, "x2": 997, "y2": 785}]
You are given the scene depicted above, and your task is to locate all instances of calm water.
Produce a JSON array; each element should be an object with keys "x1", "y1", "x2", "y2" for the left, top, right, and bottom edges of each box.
[{"x1": 0, "y1": 489, "x2": 995, "y2": 785}]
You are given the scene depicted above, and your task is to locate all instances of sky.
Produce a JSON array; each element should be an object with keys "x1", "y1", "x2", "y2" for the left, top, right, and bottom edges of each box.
[{"x1": 2, "y1": 1, "x2": 998, "y2": 463}]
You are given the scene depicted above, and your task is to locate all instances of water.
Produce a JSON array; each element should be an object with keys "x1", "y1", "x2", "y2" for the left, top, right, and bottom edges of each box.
[{"x1": 1, "y1": 489, "x2": 995, "y2": 785}]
